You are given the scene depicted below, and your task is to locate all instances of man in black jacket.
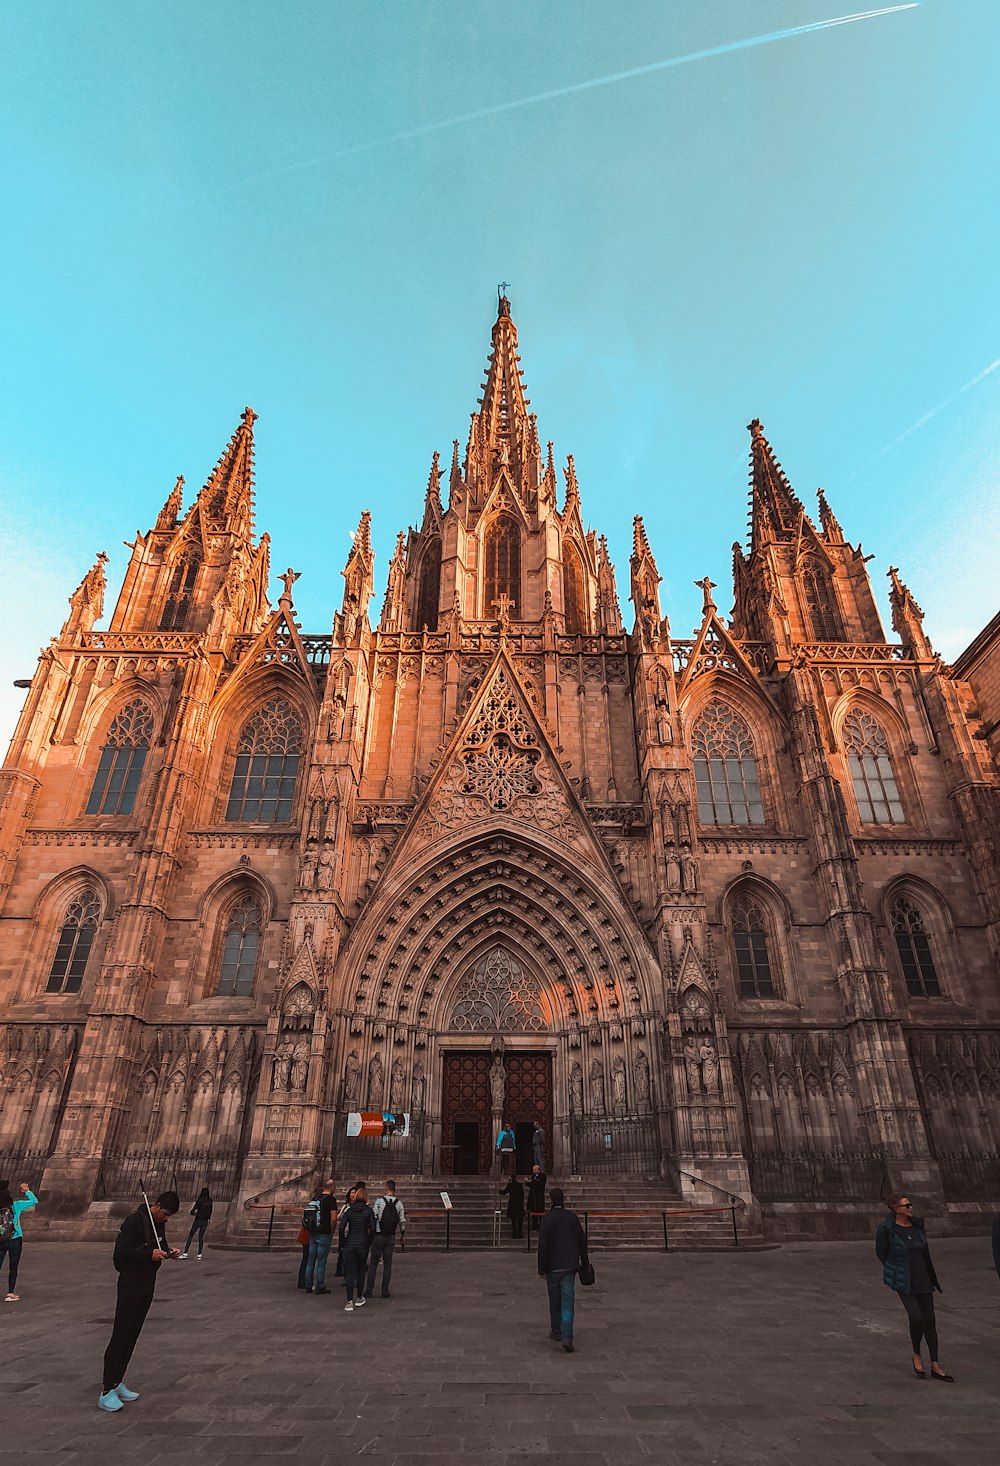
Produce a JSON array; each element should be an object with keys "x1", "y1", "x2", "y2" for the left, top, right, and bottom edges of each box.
[
  {"x1": 99, "y1": 1190, "x2": 180, "y2": 1412},
  {"x1": 536, "y1": 1187, "x2": 589, "y2": 1353}
]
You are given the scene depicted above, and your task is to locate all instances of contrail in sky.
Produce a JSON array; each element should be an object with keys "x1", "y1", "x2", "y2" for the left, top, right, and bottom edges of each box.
[
  {"x1": 845, "y1": 356, "x2": 1000, "y2": 481},
  {"x1": 248, "y1": 5, "x2": 919, "y2": 181}
]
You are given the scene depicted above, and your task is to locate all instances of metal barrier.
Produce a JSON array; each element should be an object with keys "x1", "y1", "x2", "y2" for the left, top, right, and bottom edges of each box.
[
  {"x1": 248, "y1": 1202, "x2": 452, "y2": 1251},
  {"x1": 524, "y1": 1203, "x2": 741, "y2": 1251}
]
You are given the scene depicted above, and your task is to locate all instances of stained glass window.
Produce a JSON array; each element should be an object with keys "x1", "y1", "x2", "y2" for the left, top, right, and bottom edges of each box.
[
  {"x1": 225, "y1": 697, "x2": 303, "y2": 823},
  {"x1": 801, "y1": 560, "x2": 840, "y2": 641},
  {"x1": 692, "y1": 704, "x2": 765, "y2": 826},
  {"x1": 159, "y1": 554, "x2": 200, "y2": 631},
  {"x1": 216, "y1": 893, "x2": 263, "y2": 996},
  {"x1": 415, "y1": 539, "x2": 441, "y2": 632},
  {"x1": 731, "y1": 893, "x2": 776, "y2": 997},
  {"x1": 484, "y1": 515, "x2": 520, "y2": 616},
  {"x1": 46, "y1": 889, "x2": 101, "y2": 994},
  {"x1": 890, "y1": 895, "x2": 941, "y2": 997},
  {"x1": 843, "y1": 708, "x2": 903, "y2": 824},
  {"x1": 563, "y1": 541, "x2": 587, "y2": 634},
  {"x1": 86, "y1": 700, "x2": 154, "y2": 816}
]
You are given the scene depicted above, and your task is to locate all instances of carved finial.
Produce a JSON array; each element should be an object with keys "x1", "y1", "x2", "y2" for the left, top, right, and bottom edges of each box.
[
  {"x1": 748, "y1": 417, "x2": 764, "y2": 441},
  {"x1": 241, "y1": 406, "x2": 258, "y2": 429},
  {"x1": 492, "y1": 592, "x2": 515, "y2": 636},
  {"x1": 497, "y1": 282, "x2": 512, "y2": 315},
  {"x1": 279, "y1": 567, "x2": 300, "y2": 605},
  {"x1": 694, "y1": 576, "x2": 717, "y2": 615}
]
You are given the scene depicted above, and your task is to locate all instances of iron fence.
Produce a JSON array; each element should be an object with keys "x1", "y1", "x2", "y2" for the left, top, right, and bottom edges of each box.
[
  {"x1": 749, "y1": 1147, "x2": 889, "y2": 1204},
  {"x1": 332, "y1": 1112, "x2": 426, "y2": 1180},
  {"x1": 0, "y1": 1148, "x2": 51, "y2": 1191},
  {"x1": 568, "y1": 1114, "x2": 662, "y2": 1176},
  {"x1": 96, "y1": 1148, "x2": 244, "y2": 1204},
  {"x1": 934, "y1": 1149, "x2": 1000, "y2": 1202}
]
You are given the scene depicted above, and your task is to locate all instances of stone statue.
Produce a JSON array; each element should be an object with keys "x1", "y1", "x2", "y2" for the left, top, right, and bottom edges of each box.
[
  {"x1": 666, "y1": 851, "x2": 681, "y2": 892},
  {"x1": 611, "y1": 1055, "x2": 627, "y2": 1110},
  {"x1": 634, "y1": 1048, "x2": 651, "y2": 1107},
  {"x1": 390, "y1": 1056, "x2": 405, "y2": 1113},
  {"x1": 699, "y1": 1040, "x2": 720, "y2": 1094},
  {"x1": 489, "y1": 1054, "x2": 506, "y2": 1112},
  {"x1": 272, "y1": 1041, "x2": 292, "y2": 1093},
  {"x1": 410, "y1": 1062, "x2": 425, "y2": 1114},
  {"x1": 343, "y1": 1049, "x2": 361, "y2": 1107},
  {"x1": 368, "y1": 1052, "x2": 384, "y2": 1108},
  {"x1": 291, "y1": 1041, "x2": 309, "y2": 1092},
  {"x1": 569, "y1": 1061, "x2": 584, "y2": 1114},
  {"x1": 684, "y1": 1038, "x2": 702, "y2": 1095},
  {"x1": 681, "y1": 847, "x2": 698, "y2": 892},
  {"x1": 589, "y1": 1057, "x2": 605, "y2": 1114}
]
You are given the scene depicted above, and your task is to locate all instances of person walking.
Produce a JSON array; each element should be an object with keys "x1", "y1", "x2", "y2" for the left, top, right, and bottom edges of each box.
[
  {"x1": 339, "y1": 1182, "x2": 375, "y2": 1312},
  {"x1": 537, "y1": 1187, "x2": 589, "y2": 1353},
  {"x1": 99, "y1": 1189, "x2": 180, "y2": 1412},
  {"x1": 0, "y1": 1181, "x2": 38, "y2": 1302},
  {"x1": 365, "y1": 1180, "x2": 406, "y2": 1298},
  {"x1": 501, "y1": 1174, "x2": 524, "y2": 1239},
  {"x1": 875, "y1": 1193, "x2": 954, "y2": 1381},
  {"x1": 532, "y1": 1119, "x2": 547, "y2": 1171},
  {"x1": 334, "y1": 1183, "x2": 358, "y2": 1278},
  {"x1": 526, "y1": 1163, "x2": 546, "y2": 1231},
  {"x1": 302, "y1": 1181, "x2": 337, "y2": 1294},
  {"x1": 496, "y1": 1122, "x2": 516, "y2": 1178},
  {"x1": 180, "y1": 1187, "x2": 213, "y2": 1259}
]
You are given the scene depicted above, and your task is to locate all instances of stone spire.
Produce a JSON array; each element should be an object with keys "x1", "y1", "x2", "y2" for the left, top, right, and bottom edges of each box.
[
  {"x1": 562, "y1": 455, "x2": 580, "y2": 515},
  {"x1": 596, "y1": 534, "x2": 623, "y2": 634},
  {"x1": 198, "y1": 407, "x2": 257, "y2": 541},
  {"x1": 154, "y1": 475, "x2": 185, "y2": 532},
  {"x1": 747, "y1": 418, "x2": 807, "y2": 551},
  {"x1": 380, "y1": 531, "x2": 407, "y2": 632},
  {"x1": 60, "y1": 551, "x2": 109, "y2": 641},
  {"x1": 448, "y1": 439, "x2": 463, "y2": 507},
  {"x1": 888, "y1": 566, "x2": 934, "y2": 659},
  {"x1": 630, "y1": 515, "x2": 663, "y2": 644},
  {"x1": 339, "y1": 509, "x2": 374, "y2": 644},
  {"x1": 816, "y1": 487, "x2": 844, "y2": 543},
  {"x1": 465, "y1": 292, "x2": 540, "y2": 504}
]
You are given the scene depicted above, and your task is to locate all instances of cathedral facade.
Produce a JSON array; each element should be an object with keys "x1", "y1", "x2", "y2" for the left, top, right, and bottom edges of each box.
[{"x1": 1, "y1": 296, "x2": 999, "y2": 1234}]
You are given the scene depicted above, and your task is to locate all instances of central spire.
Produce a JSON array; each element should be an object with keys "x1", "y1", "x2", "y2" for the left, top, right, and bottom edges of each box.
[{"x1": 465, "y1": 293, "x2": 542, "y2": 507}]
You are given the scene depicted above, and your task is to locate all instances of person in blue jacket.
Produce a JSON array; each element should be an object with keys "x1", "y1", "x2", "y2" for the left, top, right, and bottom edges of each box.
[
  {"x1": 875, "y1": 1193, "x2": 953, "y2": 1381},
  {"x1": 0, "y1": 1180, "x2": 38, "y2": 1302}
]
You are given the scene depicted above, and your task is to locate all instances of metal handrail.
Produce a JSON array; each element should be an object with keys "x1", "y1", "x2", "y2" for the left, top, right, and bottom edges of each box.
[
  {"x1": 524, "y1": 1202, "x2": 742, "y2": 1252},
  {"x1": 675, "y1": 1167, "x2": 746, "y2": 1211}
]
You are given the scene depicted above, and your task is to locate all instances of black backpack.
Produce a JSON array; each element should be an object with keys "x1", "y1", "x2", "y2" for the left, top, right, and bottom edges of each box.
[
  {"x1": 379, "y1": 1197, "x2": 400, "y2": 1237},
  {"x1": 302, "y1": 1198, "x2": 323, "y2": 1233},
  {"x1": 0, "y1": 1205, "x2": 14, "y2": 1244}
]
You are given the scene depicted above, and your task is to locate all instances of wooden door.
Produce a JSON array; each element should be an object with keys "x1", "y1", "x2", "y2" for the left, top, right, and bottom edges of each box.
[
  {"x1": 441, "y1": 1052, "x2": 491, "y2": 1175},
  {"x1": 506, "y1": 1052, "x2": 553, "y2": 1171}
]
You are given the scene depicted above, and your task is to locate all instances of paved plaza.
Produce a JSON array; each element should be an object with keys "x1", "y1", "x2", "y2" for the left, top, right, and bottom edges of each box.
[{"x1": 2, "y1": 1234, "x2": 999, "y2": 1464}]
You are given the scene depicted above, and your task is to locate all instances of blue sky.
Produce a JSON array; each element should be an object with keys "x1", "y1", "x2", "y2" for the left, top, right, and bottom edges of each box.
[{"x1": 2, "y1": 1, "x2": 998, "y2": 748}]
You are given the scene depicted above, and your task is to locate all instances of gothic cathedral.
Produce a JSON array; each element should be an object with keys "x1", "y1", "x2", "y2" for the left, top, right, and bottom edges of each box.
[{"x1": 1, "y1": 295, "x2": 998, "y2": 1236}]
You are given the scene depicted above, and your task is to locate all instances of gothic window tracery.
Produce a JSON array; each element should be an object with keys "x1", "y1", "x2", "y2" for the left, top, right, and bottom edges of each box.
[
  {"x1": 460, "y1": 671, "x2": 541, "y2": 809},
  {"x1": 86, "y1": 699, "x2": 154, "y2": 816},
  {"x1": 46, "y1": 888, "x2": 101, "y2": 994},
  {"x1": 890, "y1": 895, "x2": 941, "y2": 998},
  {"x1": 691, "y1": 703, "x2": 765, "y2": 826},
  {"x1": 159, "y1": 553, "x2": 201, "y2": 631},
  {"x1": 730, "y1": 892, "x2": 776, "y2": 998},
  {"x1": 225, "y1": 697, "x2": 303, "y2": 823},
  {"x1": 414, "y1": 538, "x2": 441, "y2": 632},
  {"x1": 843, "y1": 708, "x2": 903, "y2": 824},
  {"x1": 483, "y1": 514, "x2": 520, "y2": 616},
  {"x1": 801, "y1": 559, "x2": 841, "y2": 641},
  {"x1": 215, "y1": 892, "x2": 264, "y2": 997},
  {"x1": 563, "y1": 540, "x2": 587, "y2": 634},
  {"x1": 450, "y1": 947, "x2": 547, "y2": 1031}
]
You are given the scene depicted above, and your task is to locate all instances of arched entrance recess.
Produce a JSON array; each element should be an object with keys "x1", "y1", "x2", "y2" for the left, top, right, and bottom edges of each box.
[{"x1": 330, "y1": 829, "x2": 665, "y2": 1176}]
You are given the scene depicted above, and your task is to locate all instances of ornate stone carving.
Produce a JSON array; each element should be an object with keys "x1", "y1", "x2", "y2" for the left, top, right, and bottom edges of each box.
[
  {"x1": 611, "y1": 1055, "x2": 627, "y2": 1110},
  {"x1": 700, "y1": 1040, "x2": 719, "y2": 1094},
  {"x1": 634, "y1": 1048, "x2": 651, "y2": 1108},
  {"x1": 368, "y1": 1051, "x2": 384, "y2": 1108},
  {"x1": 569, "y1": 1061, "x2": 584, "y2": 1113},
  {"x1": 343, "y1": 1049, "x2": 361, "y2": 1107},
  {"x1": 450, "y1": 947, "x2": 547, "y2": 1033},
  {"x1": 589, "y1": 1057, "x2": 605, "y2": 1114}
]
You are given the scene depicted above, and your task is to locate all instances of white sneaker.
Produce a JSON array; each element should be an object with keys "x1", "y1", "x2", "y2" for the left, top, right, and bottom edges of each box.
[
  {"x1": 179, "y1": 1253, "x2": 188, "y2": 1259},
  {"x1": 344, "y1": 1301, "x2": 354, "y2": 1312},
  {"x1": 196, "y1": 1254, "x2": 203, "y2": 1259},
  {"x1": 355, "y1": 1295, "x2": 366, "y2": 1307}
]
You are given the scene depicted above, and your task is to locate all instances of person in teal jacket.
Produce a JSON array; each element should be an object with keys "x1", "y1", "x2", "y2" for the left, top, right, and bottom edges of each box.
[{"x1": 0, "y1": 1181, "x2": 38, "y2": 1302}]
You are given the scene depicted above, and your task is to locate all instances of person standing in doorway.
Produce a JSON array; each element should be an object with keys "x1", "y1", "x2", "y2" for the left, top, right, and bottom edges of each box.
[
  {"x1": 303, "y1": 1181, "x2": 337, "y2": 1294},
  {"x1": 537, "y1": 1187, "x2": 589, "y2": 1353},
  {"x1": 875, "y1": 1193, "x2": 954, "y2": 1381},
  {"x1": 0, "y1": 1181, "x2": 38, "y2": 1302},
  {"x1": 340, "y1": 1182, "x2": 375, "y2": 1312},
  {"x1": 180, "y1": 1188, "x2": 213, "y2": 1259},
  {"x1": 526, "y1": 1163, "x2": 546, "y2": 1230},
  {"x1": 99, "y1": 1190, "x2": 180, "y2": 1412},
  {"x1": 532, "y1": 1119, "x2": 546, "y2": 1171},
  {"x1": 502, "y1": 1174, "x2": 524, "y2": 1239},
  {"x1": 496, "y1": 1122, "x2": 516, "y2": 1178},
  {"x1": 365, "y1": 1180, "x2": 406, "y2": 1298}
]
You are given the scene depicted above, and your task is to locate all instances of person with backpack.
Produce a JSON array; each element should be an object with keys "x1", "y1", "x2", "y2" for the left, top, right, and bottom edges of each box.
[
  {"x1": 0, "y1": 1180, "x2": 38, "y2": 1303},
  {"x1": 339, "y1": 1181, "x2": 375, "y2": 1312},
  {"x1": 301, "y1": 1181, "x2": 337, "y2": 1295},
  {"x1": 180, "y1": 1187, "x2": 213, "y2": 1259},
  {"x1": 365, "y1": 1180, "x2": 406, "y2": 1298},
  {"x1": 99, "y1": 1189, "x2": 180, "y2": 1412}
]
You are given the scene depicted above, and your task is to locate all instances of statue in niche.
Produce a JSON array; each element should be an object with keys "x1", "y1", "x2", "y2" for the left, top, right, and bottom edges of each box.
[
  {"x1": 343, "y1": 1049, "x2": 361, "y2": 1107},
  {"x1": 411, "y1": 1062, "x2": 425, "y2": 1114},
  {"x1": 665, "y1": 850, "x2": 681, "y2": 892},
  {"x1": 368, "y1": 1052, "x2": 384, "y2": 1108},
  {"x1": 569, "y1": 1061, "x2": 584, "y2": 1114},
  {"x1": 489, "y1": 1054, "x2": 506, "y2": 1112},
  {"x1": 589, "y1": 1058, "x2": 605, "y2": 1114},
  {"x1": 611, "y1": 1055, "x2": 627, "y2": 1110},
  {"x1": 680, "y1": 846, "x2": 698, "y2": 892},
  {"x1": 699, "y1": 1040, "x2": 719, "y2": 1094},
  {"x1": 291, "y1": 1041, "x2": 309, "y2": 1092},
  {"x1": 684, "y1": 1037, "x2": 702, "y2": 1095},
  {"x1": 634, "y1": 1048, "x2": 651, "y2": 1108},
  {"x1": 390, "y1": 1057, "x2": 406, "y2": 1113},
  {"x1": 272, "y1": 1041, "x2": 293, "y2": 1093}
]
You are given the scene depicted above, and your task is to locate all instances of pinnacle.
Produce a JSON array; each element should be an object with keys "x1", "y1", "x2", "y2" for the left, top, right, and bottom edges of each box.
[
  {"x1": 353, "y1": 509, "x2": 373, "y2": 555},
  {"x1": 747, "y1": 417, "x2": 807, "y2": 551},
  {"x1": 200, "y1": 407, "x2": 258, "y2": 535},
  {"x1": 632, "y1": 515, "x2": 654, "y2": 562}
]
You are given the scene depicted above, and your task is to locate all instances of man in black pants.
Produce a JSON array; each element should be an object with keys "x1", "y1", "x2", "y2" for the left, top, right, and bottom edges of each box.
[
  {"x1": 99, "y1": 1190, "x2": 180, "y2": 1412},
  {"x1": 365, "y1": 1180, "x2": 406, "y2": 1298}
]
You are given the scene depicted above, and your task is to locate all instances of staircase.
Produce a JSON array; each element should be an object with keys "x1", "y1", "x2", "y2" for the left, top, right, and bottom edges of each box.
[{"x1": 236, "y1": 1173, "x2": 751, "y2": 1251}]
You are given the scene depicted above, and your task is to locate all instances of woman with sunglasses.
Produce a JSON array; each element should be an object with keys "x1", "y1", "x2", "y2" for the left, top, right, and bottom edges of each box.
[{"x1": 875, "y1": 1194, "x2": 954, "y2": 1380}]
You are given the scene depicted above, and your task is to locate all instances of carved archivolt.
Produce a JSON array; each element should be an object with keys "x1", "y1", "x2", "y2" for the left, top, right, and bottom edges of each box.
[{"x1": 450, "y1": 946, "x2": 547, "y2": 1032}]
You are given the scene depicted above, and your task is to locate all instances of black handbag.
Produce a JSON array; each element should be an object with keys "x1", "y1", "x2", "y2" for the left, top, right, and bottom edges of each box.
[{"x1": 578, "y1": 1259, "x2": 596, "y2": 1287}]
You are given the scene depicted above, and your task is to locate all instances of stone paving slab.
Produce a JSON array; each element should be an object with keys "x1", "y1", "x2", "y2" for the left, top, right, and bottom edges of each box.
[{"x1": 0, "y1": 1236, "x2": 998, "y2": 1462}]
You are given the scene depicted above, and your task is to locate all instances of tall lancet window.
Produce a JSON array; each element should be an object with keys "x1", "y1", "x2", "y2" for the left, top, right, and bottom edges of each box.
[
  {"x1": 46, "y1": 888, "x2": 101, "y2": 994},
  {"x1": 87, "y1": 700, "x2": 154, "y2": 816},
  {"x1": 801, "y1": 559, "x2": 841, "y2": 641},
  {"x1": 843, "y1": 708, "x2": 903, "y2": 824},
  {"x1": 563, "y1": 540, "x2": 587, "y2": 634},
  {"x1": 890, "y1": 895, "x2": 941, "y2": 997},
  {"x1": 159, "y1": 553, "x2": 201, "y2": 631},
  {"x1": 692, "y1": 704, "x2": 765, "y2": 826},
  {"x1": 730, "y1": 892, "x2": 776, "y2": 997},
  {"x1": 215, "y1": 892, "x2": 264, "y2": 996},
  {"x1": 414, "y1": 539, "x2": 441, "y2": 632},
  {"x1": 484, "y1": 515, "x2": 520, "y2": 617},
  {"x1": 225, "y1": 697, "x2": 303, "y2": 823}
]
